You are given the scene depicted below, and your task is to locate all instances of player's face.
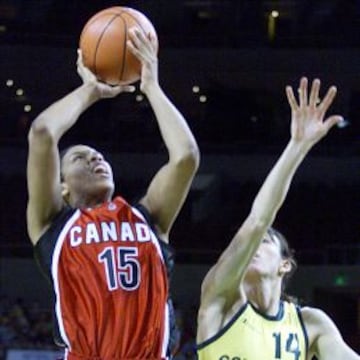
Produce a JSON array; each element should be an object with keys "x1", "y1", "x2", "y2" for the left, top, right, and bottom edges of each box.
[
  {"x1": 61, "y1": 145, "x2": 114, "y2": 201},
  {"x1": 246, "y1": 232, "x2": 286, "y2": 278}
]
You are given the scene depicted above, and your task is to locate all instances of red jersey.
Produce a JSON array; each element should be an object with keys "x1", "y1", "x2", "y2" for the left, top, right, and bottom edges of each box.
[{"x1": 35, "y1": 196, "x2": 170, "y2": 360}]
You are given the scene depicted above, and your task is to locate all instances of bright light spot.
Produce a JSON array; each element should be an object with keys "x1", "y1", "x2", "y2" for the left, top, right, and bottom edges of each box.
[
  {"x1": 192, "y1": 86, "x2": 200, "y2": 93},
  {"x1": 271, "y1": 10, "x2": 279, "y2": 18},
  {"x1": 16, "y1": 88, "x2": 24, "y2": 96},
  {"x1": 6, "y1": 79, "x2": 14, "y2": 87},
  {"x1": 199, "y1": 95, "x2": 207, "y2": 103},
  {"x1": 135, "y1": 94, "x2": 144, "y2": 102},
  {"x1": 337, "y1": 118, "x2": 350, "y2": 128},
  {"x1": 24, "y1": 104, "x2": 32, "y2": 112}
]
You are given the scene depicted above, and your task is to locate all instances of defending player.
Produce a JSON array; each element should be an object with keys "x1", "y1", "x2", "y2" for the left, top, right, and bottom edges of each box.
[{"x1": 196, "y1": 77, "x2": 360, "y2": 360}]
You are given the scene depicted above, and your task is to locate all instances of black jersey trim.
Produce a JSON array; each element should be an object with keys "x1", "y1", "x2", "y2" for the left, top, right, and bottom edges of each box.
[
  {"x1": 196, "y1": 301, "x2": 286, "y2": 350},
  {"x1": 249, "y1": 300, "x2": 285, "y2": 321},
  {"x1": 133, "y1": 202, "x2": 179, "y2": 357},
  {"x1": 33, "y1": 206, "x2": 77, "y2": 348},
  {"x1": 34, "y1": 206, "x2": 76, "y2": 282},
  {"x1": 196, "y1": 302, "x2": 249, "y2": 350},
  {"x1": 133, "y1": 203, "x2": 175, "y2": 279},
  {"x1": 296, "y1": 305, "x2": 309, "y2": 359}
]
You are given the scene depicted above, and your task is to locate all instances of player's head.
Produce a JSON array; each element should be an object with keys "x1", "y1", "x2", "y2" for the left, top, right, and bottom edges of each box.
[
  {"x1": 60, "y1": 144, "x2": 115, "y2": 205},
  {"x1": 267, "y1": 227, "x2": 297, "y2": 291},
  {"x1": 245, "y1": 227, "x2": 297, "y2": 289}
]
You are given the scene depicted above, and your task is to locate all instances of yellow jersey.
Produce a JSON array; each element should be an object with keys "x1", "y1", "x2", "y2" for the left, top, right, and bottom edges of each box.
[{"x1": 197, "y1": 301, "x2": 308, "y2": 360}]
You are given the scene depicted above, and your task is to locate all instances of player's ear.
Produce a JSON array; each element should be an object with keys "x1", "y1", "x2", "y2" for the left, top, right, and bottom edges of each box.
[
  {"x1": 279, "y1": 259, "x2": 292, "y2": 276},
  {"x1": 61, "y1": 182, "x2": 70, "y2": 201}
]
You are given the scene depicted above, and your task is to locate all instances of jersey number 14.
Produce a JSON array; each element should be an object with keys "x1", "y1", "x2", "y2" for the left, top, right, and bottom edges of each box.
[{"x1": 273, "y1": 332, "x2": 301, "y2": 360}]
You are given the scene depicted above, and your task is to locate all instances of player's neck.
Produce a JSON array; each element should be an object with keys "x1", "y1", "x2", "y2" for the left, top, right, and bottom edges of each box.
[
  {"x1": 244, "y1": 278, "x2": 282, "y2": 316},
  {"x1": 69, "y1": 192, "x2": 112, "y2": 209}
]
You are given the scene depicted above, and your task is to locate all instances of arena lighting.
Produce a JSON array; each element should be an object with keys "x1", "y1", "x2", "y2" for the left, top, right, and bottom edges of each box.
[
  {"x1": 135, "y1": 94, "x2": 144, "y2": 102},
  {"x1": 199, "y1": 95, "x2": 207, "y2": 103},
  {"x1": 337, "y1": 118, "x2": 350, "y2": 128},
  {"x1": 333, "y1": 273, "x2": 348, "y2": 286},
  {"x1": 192, "y1": 85, "x2": 200, "y2": 93},
  {"x1": 16, "y1": 88, "x2": 24, "y2": 96},
  {"x1": 6, "y1": 79, "x2": 14, "y2": 87},
  {"x1": 24, "y1": 105, "x2": 32, "y2": 112}
]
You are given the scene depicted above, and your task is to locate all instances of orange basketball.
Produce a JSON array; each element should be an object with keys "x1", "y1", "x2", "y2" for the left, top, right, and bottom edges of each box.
[{"x1": 79, "y1": 6, "x2": 158, "y2": 85}]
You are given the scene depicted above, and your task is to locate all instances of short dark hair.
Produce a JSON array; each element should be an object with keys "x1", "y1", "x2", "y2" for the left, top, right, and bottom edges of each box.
[{"x1": 59, "y1": 146, "x2": 73, "y2": 182}]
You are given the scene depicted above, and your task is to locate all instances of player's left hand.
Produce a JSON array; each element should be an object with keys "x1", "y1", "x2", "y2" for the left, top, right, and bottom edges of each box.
[
  {"x1": 127, "y1": 27, "x2": 158, "y2": 94},
  {"x1": 286, "y1": 77, "x2": 344, "y2": 147}
]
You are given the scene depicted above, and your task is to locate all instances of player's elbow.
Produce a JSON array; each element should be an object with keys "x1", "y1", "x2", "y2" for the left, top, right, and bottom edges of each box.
[
  {"x1": 28, "y1": 117, "x2": 55, "y2": 145},
  {"x1": 187, "y1": 144, "x2": 201, "y2": 172},
  {"x1": 175, "y1": 143, "x2": 201, "y2": 173}
]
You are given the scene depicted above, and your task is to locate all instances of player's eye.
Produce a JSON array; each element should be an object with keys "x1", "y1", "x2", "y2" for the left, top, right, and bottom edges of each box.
[{"x1": 72, "y1": 155, "x2": 83, "y2": 162}]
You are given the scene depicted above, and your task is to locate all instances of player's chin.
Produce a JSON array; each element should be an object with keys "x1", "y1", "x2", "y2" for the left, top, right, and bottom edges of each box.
[
  {"x1": 245, "y1": 262, "x2": 262, "y2": 276},
  {"x1": 93, "y1": 178, "x2": 114, "y2": 194}
]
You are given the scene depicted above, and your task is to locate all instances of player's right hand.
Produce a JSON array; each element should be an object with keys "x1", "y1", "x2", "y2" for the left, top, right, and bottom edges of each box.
[{"x1": 76, "y1": 49, "x2": 135, "y2": 98}]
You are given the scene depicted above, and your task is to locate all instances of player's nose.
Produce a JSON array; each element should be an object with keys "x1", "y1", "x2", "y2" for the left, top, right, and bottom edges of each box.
[{"x1": 89, "y1": 151, "x2": 103, "y2": 162}]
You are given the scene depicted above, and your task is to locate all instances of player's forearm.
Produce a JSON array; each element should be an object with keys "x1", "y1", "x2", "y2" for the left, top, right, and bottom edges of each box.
[
  {"x1": 250, "y1": 139, "x2": 310, "y2": 226},
  {"x1": 30, "y1": 82, "x2": 100, "y2": 143},
  {"x1": 144, "y1": 83, "x2": 199, "y2": 164}
]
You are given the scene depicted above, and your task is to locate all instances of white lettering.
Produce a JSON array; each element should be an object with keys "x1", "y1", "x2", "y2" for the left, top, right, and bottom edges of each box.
[
  {"x1": 85, "y1": 223, "x2": 100, "y2": 244},
  {"x1": 135, "y1": 223, "x2": 151, "y2": 242},
  {"x1": 70, "y1": 226, "x2": 82, "y2": 247},
  {"x1": 69, "y1": 221, "x2": 154, "y2": 247},
  {"x1": 101, "y1": 221, "x2": 117, "y2": 241},
  {"x1": 120, "y1": 222, "x2": 135, "y2": 241}
]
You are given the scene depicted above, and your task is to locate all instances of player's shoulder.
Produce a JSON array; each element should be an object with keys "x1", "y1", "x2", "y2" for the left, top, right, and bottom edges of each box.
[
  {"x1": 300, "y1": 306, "x2": 340, "y2": 335},
  {"x1": 300, "y1": 306, "x2": 330, "y2": 322}
]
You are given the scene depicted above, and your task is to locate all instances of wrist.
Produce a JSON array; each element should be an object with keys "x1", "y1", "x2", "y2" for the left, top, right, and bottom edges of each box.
[
  {"x1": 81, "y1": 82, "x2": 101, "y2": 103},
  {"x1": 288, "y1": 138, "x2": 313, "y2": 156},
  {"x1": 141, "y1": 81, "x2": 161, "y2": 97}
]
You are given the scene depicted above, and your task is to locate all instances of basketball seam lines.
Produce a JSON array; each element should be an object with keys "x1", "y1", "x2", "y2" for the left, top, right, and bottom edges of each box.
[
  {"x1": 94, "y1": 14, "x2": 122, "y2": 79},
  {"x1": 118, "y1": 11, "x2": 148, "y2": 83},
  {"x1": 118, "y1": 14, "x2": 127, "y2": 82},
  {"x1": 120, "y1": 11, "x2": 148, "y2": 34}
]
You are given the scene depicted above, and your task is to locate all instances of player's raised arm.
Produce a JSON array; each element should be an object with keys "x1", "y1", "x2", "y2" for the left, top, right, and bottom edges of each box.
[
  {"x1": 127, "y1": 28, "x2": 200, "y2": 241},
  {"x1": 198, "y1": 78, "x2": 343, "y2": 340},
  {"x1": 26, "y1": 52, "x2": 134, "y2": 244}
]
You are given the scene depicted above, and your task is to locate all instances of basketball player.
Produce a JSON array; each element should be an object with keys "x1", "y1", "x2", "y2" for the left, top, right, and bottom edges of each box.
[
  {"x1": 26, "y1": 28, "x2": 199, "y2": 360},
  {"x1": 196, "y1": 77, "x2": 360, "y2": 360}
]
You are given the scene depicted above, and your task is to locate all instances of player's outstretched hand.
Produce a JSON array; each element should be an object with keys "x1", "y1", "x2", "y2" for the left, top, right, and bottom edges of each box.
[{"x1": 286, "y1": 77, "x2": 344, "y2": 148}]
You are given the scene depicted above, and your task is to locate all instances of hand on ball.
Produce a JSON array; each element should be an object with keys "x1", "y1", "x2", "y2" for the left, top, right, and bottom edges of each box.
[
  {"x1": 127, "y1": 28, "x2": 159, "y2": 94},
  {"x1": 77, "y1": 49, "x2": 135, "y2": 98}
]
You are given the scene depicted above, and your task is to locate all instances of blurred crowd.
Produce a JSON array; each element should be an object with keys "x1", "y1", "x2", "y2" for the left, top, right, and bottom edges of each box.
[
  {"x1": 0, "y1": 294, "x2": 198, "y2": 360},
  {"x1": 0, "y1": 295, "x2": 55, "y2": 359}
]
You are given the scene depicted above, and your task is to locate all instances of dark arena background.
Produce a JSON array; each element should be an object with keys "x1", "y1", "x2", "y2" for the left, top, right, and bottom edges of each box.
[{"x1": 0, "y1": 1, "x2": 359, "y2": 358}]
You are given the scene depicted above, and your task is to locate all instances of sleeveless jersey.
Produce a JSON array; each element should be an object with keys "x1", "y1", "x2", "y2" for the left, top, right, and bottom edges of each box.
[
  {"x1": 197, "y1": 301, "x2": 308, "y2": 360},
  {"x1": 34, "y1": 196, "x2": 169, "y2": 360}
]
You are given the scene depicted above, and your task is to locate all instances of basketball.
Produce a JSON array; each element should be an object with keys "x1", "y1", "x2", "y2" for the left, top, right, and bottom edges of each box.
[{"x1": 79, "y1": 7, "x2": 158, "y2": 85}]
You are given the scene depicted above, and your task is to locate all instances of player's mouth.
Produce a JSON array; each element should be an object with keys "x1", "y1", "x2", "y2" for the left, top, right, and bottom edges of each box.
[{"x1": 93, "y1": 164, "x2": 110, "y2": 176}]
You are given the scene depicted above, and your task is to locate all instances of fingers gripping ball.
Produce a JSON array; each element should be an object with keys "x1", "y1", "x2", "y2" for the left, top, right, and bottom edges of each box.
[{"x1": 79, "y1": 7, "x2": 158, "y2": 85}]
